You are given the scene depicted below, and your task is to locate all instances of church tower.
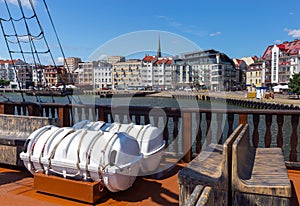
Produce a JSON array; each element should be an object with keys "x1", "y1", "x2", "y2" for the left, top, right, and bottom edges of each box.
[{"x1": 157, "y1": 35, "x2": 162, "y2": 57}]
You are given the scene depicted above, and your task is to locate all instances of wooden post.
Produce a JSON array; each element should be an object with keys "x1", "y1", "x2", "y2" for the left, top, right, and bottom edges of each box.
[
  {"x1": 290, "y1": 115, "x2": 299, "y2": 162},
  {"x1": 0, "y1": 102, "x2": 15, "y2": 115},
  {"x1": 238, "y1": 114, "x2": 248, "y2": 125},
  {"x1": 58, "y1": 105, "x2": 70, "y2": 127},
  {"x1": 98, "y1": 107, "x2": 105, "y2": 121},
  {"x1": 28, "y1": 103, "x2": 41, "y2": 116},
  {"x1": 252, "y1": 114, "x2": 260, "y2": 148},
  {"x1": 196, "y1": 112, "x2": 202, "y2": 154},
  {"x1": 206, "y1": 112, "x2": 212, "y2": 145},
  {"x1": 182, "y1": 111, "x2": 192, "y2": 162},
  {"x1": 264, "y1": 114, "x2": 272, "y2": 148},
  {"x1": 276, "y1": 114, "x2": 284, "y2": 148}
]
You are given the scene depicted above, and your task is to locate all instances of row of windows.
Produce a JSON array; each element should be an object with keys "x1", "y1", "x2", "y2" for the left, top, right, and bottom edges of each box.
[{"x1": 95, "y1": 79, "x2": 111, "y2": 82}]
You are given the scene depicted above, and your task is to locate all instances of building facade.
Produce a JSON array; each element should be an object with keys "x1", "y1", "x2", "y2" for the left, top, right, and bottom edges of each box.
[
  {"x1": 0, "y1": 59, "x2": 28, "y2": 89},
  {"x1": 43, "y1": 65, "x2": 66, "y2": 87},
  {"x1": 171, "y1": 57, "x2": 192, "y2": 89},
  {"x1": 76, "y1": 61, "x2": 99, "y2": 86},
  {"x1": 64, "y1": 57, "x2": 82, "y2": 73},
  {"x1": 246, "y1": 61, "x2": 264, "y2": 92},
  {"x1": 112, "y1": 59, "x2": 142, "y2": 90},
  {"x1": 179, "y1": 50, "x2": 236, "y2": 91},
  {"x1": 262, "y1": 39, "x2": 300, "y2": 87},
  {"x1": 94, "y1": 61, "x2": 112, "y2": 89},
  {"x1": 108, "y1": 56, "x2": 125, "y2": 65},
  {"x1": 233, "y1": 58, "x2": 247, "y2": 90},
  {"x1": 64, "y1": 57, "x2": 82, "y2": 84},
  {"x1": 141, "y1": 55, "x2": 173, "y2": 89}
]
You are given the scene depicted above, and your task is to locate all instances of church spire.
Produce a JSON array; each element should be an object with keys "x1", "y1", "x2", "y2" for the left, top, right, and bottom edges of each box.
[{"x1": 157, "y1": 35, "x2": 162, "y2": 57}]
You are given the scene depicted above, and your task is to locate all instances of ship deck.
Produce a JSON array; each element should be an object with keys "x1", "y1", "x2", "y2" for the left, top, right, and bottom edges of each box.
[{"x1": 1, "y1": 163, "x2": 300, "y2": 205}]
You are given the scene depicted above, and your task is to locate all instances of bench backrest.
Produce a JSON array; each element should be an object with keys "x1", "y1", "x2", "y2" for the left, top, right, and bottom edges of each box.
[
  {"x1": 232, "y1": 124, "x2": 254, "y2": 183},
  {"x1": 221, "y1": 124, "x2": 244, "y2": 182},
  {"x1": 0, "y1": 114, "x2": 60, "y2": 144}
]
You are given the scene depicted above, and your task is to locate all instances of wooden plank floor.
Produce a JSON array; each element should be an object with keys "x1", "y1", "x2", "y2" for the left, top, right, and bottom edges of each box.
[
  {"x1": 0, "y1": 165, "x2": 299, "y2": 205},
  {"x1": 0, "y1": 161, "x2": 185, "y2": 206}
]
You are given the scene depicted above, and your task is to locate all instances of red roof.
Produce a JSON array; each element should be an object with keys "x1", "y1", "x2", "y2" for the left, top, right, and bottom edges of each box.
[
  {"x1": 0, "y1": 59, "x2": 21, "y2": 64},
  {"x1": 262, "y1": 39, "x2": 300, "y2": 59},
  {"x1": 153, "y1": 58, "x2": 172, "y2": 65},
  {"x1": 142, "y1": 55, "x2": 156, "y2": 62}
]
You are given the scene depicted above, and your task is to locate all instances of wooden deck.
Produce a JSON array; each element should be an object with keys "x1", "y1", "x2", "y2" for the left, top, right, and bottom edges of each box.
[{"x1": 0, "y1": 164, "x2": 299, "y2": 205}]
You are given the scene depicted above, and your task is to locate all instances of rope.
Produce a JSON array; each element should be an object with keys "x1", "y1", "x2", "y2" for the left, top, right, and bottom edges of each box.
[{"x1": 0, "y1": 0, "x2": 76, "y2": 106}]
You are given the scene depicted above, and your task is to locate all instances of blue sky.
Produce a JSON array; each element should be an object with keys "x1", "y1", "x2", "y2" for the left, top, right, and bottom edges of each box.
[{"x1": 0, "y1": 0, "x2": 299, "y2": 63}]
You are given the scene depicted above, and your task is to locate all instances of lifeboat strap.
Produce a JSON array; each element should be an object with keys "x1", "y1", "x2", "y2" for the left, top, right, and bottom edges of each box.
[
  {"x1": 76, "y1": 130, "x2": 88, "y2": 171},
  {"x1": 29, "y1": 126, "x2": 52, "y2": 172},
  {"x1": 85, "y1": 131, "x2": 104, "y2": 177}
]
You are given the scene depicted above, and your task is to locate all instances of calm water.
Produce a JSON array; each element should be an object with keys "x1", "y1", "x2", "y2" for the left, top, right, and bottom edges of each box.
[{"x1": 0, "y1": 92, "x2": 244, "y2": 109}]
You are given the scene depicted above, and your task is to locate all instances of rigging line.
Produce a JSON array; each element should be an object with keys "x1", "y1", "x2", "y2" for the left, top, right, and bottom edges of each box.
[
  {"x1": 27, "y1": 0, "x2": 63, "y2": 104},
  {"x1": 5, "y1": 31, "x2": 45, "y2": 39},
  {"x1": 28, "y1": 0, "x2": 57, "y2": 69},
  {"x1": 15, "y1": 0, "x2": 45, "y2": 105},
  {"x1": 0, "y1": 21, "x2": 25, "y2": 102},
  {"x1": 40, "y1": 0, "x2": 78, "y2": 106},
  {"x1": 10, "y1": 50, "x2": 50, "y2": 54},
  {"x1": 1, "y1": 0, "x2": 34, "y2": 102},
  {"x1": 6, "y1": 36, "x2": 45, "y2": 44},
  {"x1": 0, "y1": 14, "x2": 36, "y2": 22},
  {"x1": 41, "y1": 0, "x2": 72, "y2": 77}
]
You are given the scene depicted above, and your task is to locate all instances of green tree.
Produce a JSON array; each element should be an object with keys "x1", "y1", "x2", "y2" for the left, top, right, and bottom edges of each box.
[
  {"x1": 0, "y1": 80, "x2": 10, "y2": 86},
  {"x1": 289, "y1": 73, "x2": 300, "y2": 99}
]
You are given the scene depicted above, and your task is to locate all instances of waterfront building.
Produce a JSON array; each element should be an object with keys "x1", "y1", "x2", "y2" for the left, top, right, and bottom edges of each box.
[
  {"x1": 32, "y1": 66, "x2": 45, "y2": 88},
  {"x1": 43, "y1": 65, "x2": 66, "y2": 87},
  {"x1": 171, "y1": 57, "x2": 192, "y2": 89},
  {"x1": 246, "y1": 61, "x2": 264, "y2": 92},
  {"x1": 64, "y1": 57, "x2": 82, "y2": 85},
  {"x1": 108, "y1": 56, "x2": 125, "y2": 65},
  {"x1": 16, "y1": 63, "x2": 33, "y2": 89},
  {"x1": 94, "y1": 61, "x2": 112, "y2": 89},
  {"x1": 233, "y1": 58, "x2": 247, "y2": 90},
  {"x1": 76, "y1": 61, "x2": 99, "y2": 87},
  {"x1": 181, "y1": 49, "x2": 236, "y2": 91},
  {"x1": 0, "y1": 59, "x2": 28, "y2": 89},
  {"x1": 262, "y1": 39, "x2": 300, "y2": 88},
  {"x1": 241, "y1": 56, "x2": 258, "y2": 66},
  {"x1": 64, "y1": 57, "x2": 82, "y2": 73},
  {"x1": 141, "y1": 55, "x2": 173, "y2": 90},
  {"x1": 112, "y1": 59, "x2": 142, "y2": 90}
]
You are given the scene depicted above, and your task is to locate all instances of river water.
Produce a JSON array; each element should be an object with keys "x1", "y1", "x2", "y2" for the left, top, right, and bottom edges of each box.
[{"x1": 0, "y1": 92, "x2": 241, "y2": 108}]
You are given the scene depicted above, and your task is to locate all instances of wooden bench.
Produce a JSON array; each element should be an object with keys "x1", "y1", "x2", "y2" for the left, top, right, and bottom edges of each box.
[
  {"x1": 231, "y1": 124, "x2": 292, "y2": 206},
  {"x1": 178, "y1": 124, "x2": 244, "y2": 206},
  {"x1": 0, "y1": 114, "x2": 59, "y2": 166},
  {"x1": 184, "y1": 185, "x2": 214, "y2": 206}
]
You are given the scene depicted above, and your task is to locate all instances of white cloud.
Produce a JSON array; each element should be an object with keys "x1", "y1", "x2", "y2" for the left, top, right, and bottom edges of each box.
[
  {"x1": 284, "y1": 29, "x2": 300, "y2": 38},
  {"x1": 57, "y1": 57, "x2": 64, "y2": 64},
  {"x1": 210, "y1": 31, "x2": 222, "y2": 37},
  {"x1": 275, "y1": 40, "x2": 282, "y2": 44},
  {"x1": 5, "y1": 0, "x2": 36, "y2": 9}
]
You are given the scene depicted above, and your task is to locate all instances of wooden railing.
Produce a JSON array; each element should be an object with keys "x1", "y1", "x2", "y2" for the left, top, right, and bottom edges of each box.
[{"x1": 0, "y1": 101, "x2": 299, "y2": 166}]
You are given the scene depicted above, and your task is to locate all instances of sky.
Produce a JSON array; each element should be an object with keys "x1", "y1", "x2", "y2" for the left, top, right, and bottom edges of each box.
[{"x1": 0, "y1": 0, "x2": 300, "y2": 64}]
